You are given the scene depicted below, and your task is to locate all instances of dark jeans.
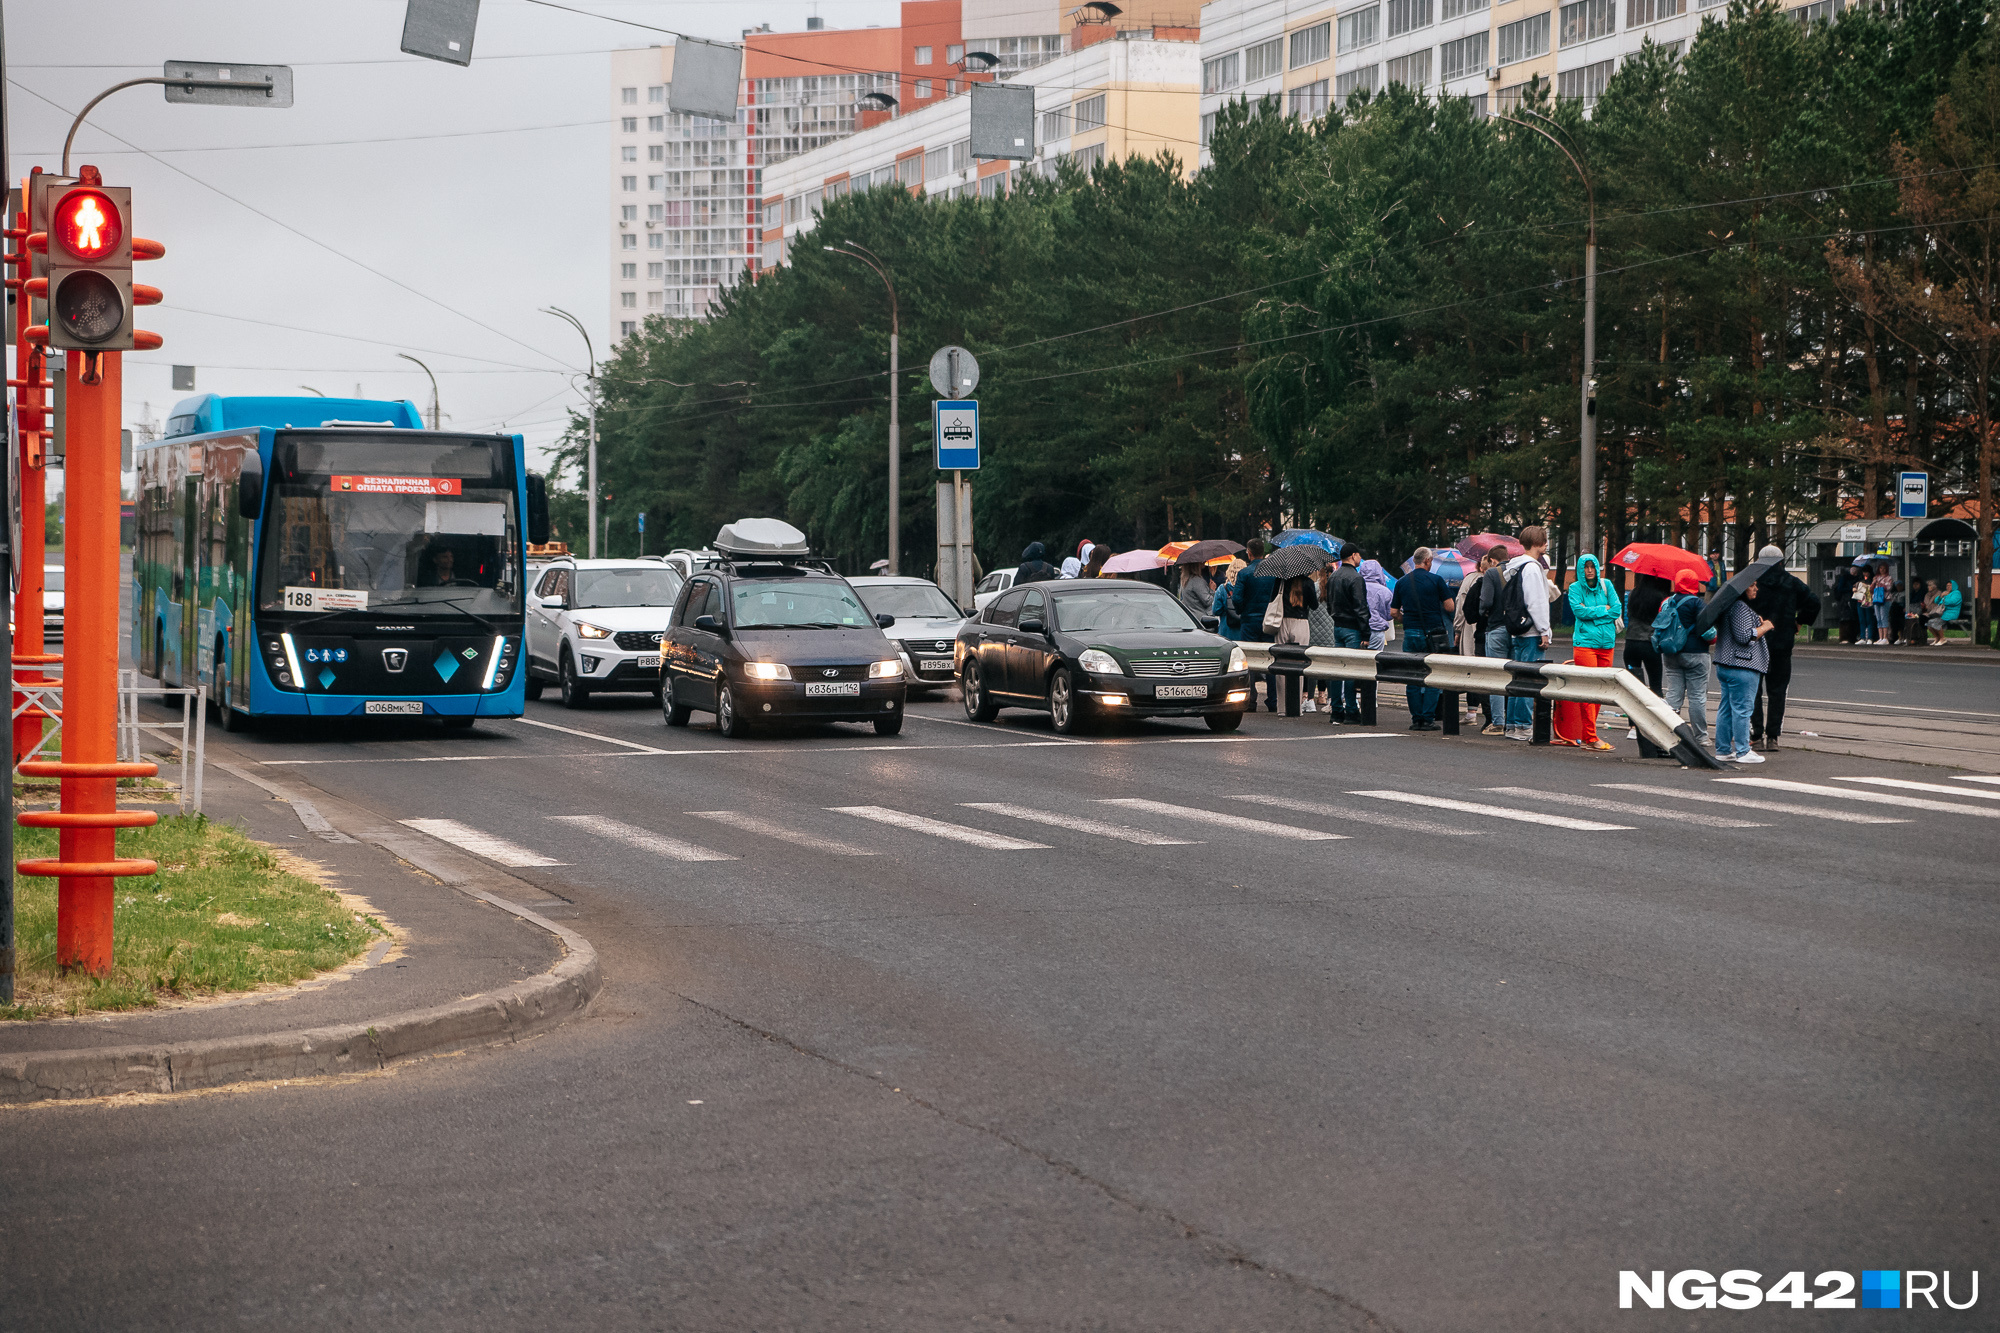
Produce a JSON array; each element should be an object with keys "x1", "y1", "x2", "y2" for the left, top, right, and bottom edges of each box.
[
  {"x1": 1472, "y1": 623, "x2": 1495, "y2": 723},
  {"x1": 1244, "y1": 630, "x2": 1278, "y2": 708},
  {"x1": 1402, "y1": 629, "x2": 1438, "y2": 721},
  {"x1": 1624, "y1": 637, "x2": 1662, "y2": 695},
  {"x1": 1751, "y1": 639, "x2": 1794, "y2": 742},
  {"x1": 1334, "y1": 626, "x2": 1363, "y2": 715}
]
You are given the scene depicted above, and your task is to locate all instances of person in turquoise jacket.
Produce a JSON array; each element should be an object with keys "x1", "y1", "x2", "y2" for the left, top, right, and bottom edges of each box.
[
  {"x1": 1563, "y1": 555, "x2": 1625, "y2": 749},
  {"x1": 1929, "y1": 579, "x2": 1963, "y2": 646}
]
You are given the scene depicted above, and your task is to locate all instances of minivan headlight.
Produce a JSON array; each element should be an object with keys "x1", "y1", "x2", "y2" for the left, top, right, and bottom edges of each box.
[
  {"x1": 1227, "y1": 646, "x2": 1247, "y2": 673},
  {"x1": 744, "y1": 661, "x2": 792, "y2": 680},
  {"x1": 1077, "y1": 648, "x2": 1121, "y2": 675},
  {"x1": 868, "y1": 659, "x2": 904, "y2": 678}
]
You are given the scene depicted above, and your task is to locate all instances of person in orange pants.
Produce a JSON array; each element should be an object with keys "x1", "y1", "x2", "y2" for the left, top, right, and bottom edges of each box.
[{"x1": 1563, "y1": 554, "x2": 1624, "y2": 751}]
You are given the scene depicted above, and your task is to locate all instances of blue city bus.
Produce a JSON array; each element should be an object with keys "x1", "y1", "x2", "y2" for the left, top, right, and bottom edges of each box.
[{"x1": 134, "y1": 394, "x2": 550, "y2": 730}]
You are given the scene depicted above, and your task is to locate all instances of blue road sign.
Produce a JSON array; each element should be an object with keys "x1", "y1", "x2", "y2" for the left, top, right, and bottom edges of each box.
[
  {"x1": 638, "y1": 511, "x2": 646, "y2": 533},
  {"x1": 935, "y1": 399, "x2": 979, "y2": 470},
  {"x1": 1898, "y1": 471, "x2": 1928, "y2": 519}
]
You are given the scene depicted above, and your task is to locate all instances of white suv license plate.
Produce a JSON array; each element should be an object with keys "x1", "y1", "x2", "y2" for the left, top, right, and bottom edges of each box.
[
  {"x1": 918, "y1": 657, "x2": 954, "y2": 672},
  {"x1": 365, "y1": 701, "x2": 424, "y2": 715},
  {"x1": 805, "y1": 681, "x2": 862, "y2": 697},
  {"x1": 1154, "y1": 684, "x2": 1208, "y2": 701},
  {"x1": 635, "y1": 655, "x2": 662, "y2": 669}
]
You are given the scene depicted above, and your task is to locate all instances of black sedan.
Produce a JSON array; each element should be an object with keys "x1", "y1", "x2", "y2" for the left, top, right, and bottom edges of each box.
[
  {"x1": 956, "y1": 581, "x2": 1252, "y2": 734},
  {"x1": 662, "y1": 566, "x2": 909, "y2": 737}
]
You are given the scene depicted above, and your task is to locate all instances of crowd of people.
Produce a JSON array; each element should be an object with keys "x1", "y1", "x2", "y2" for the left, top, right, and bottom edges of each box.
[{"x1": 1827, "y1": 562, "x2": 1966, "y2": 647}]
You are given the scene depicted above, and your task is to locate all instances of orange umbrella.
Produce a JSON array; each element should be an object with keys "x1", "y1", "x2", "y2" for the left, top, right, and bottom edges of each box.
[{"x1": 1157, "y1": 540, "x2": 1197, "y2": 562}]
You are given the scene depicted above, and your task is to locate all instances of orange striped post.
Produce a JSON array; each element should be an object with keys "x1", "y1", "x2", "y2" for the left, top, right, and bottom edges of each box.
[{"x1": 7, "y1": 193, "x2": 50, "y2": 765}]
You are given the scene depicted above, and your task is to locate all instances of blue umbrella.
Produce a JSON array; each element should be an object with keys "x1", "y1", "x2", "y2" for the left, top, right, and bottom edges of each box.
[
  {"x1": 1273, "y1": 528, "x2": 1344, "y2": 554},
  {"x1": 1404, "y1": 550, "x2": 1471, "y2": 583}
]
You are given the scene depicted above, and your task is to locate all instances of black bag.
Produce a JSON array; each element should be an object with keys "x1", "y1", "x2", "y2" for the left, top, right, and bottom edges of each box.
[
  {"x1": 1499, "y1": 566, "x2": 1536, "y2": 636},
  {"x1": 1424, "y1": 626, "x2": 1451, "y2": 654}
]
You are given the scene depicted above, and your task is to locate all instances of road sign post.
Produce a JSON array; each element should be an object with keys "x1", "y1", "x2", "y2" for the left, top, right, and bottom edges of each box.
[
  {"x1": 936, "y1": 481, "x2": 974, "y2": 611},
  {"x1": 1898, "y1": 471, "x2": 1928, "y2": 520},
  {"x1": 638, "y1": 510, "x2": 645, "y2": 556},
  {"x1": 932, "y1": 399, "x2": 979, "y2": 608}
]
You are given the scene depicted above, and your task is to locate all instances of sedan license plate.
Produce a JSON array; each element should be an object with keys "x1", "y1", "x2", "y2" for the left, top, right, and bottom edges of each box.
[
  {"x1": 635, "y1": 655, "x2": 662, "y2": 669},
  {"x1": 1154, "y1": 683, "x2": 1209, "y2": 701},
  {"x1": 805, "y1": 681, "x2": 862, "y2": 697},
  {"x1": 918, "y1": 656, "x2": 954, "y2": 672},
  {"x1": 364, "y1": 701, "x2": 424, "y2": 715}
]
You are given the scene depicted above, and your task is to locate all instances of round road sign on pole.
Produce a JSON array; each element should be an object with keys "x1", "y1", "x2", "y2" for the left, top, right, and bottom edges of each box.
[{"x1": 928, "y1": 345, "x2": 980, "y2": 397}]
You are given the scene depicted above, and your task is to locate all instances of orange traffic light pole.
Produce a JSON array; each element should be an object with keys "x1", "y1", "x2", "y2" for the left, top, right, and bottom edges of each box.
[{"x1": 6, "y1": 172, "x2": 52, "y2": 767}]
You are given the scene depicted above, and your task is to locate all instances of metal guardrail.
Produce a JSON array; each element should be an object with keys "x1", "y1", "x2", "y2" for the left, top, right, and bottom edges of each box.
[
  {"x1": 1240, "y1": 643, "x2": 1722, "y2": 770},
  {"x1": 113, "y1": 670, "x2": 207, "y2": 813}
]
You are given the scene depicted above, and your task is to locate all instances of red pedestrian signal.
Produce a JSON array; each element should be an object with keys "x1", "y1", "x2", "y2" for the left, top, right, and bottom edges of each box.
[
  {"x1": 53, "y1": 189, "x2": 122, "y2": 261},
  {"x1": 41, "y1": 176, "x2": 134, "y2": 351}
]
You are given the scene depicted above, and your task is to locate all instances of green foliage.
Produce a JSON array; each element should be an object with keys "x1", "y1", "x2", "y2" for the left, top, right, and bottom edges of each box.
[{"x1": 558, "y1": 0, "x2": 1996, "y2": 580}]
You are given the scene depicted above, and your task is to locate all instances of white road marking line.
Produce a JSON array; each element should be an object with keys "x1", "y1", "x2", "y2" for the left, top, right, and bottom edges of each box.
[
  {"x1": 400, "y1": 818, "x2": 566, "y2": 866},
  {"x1": 1482, "y1": 786, "x2": 1768, "y2": 828},
  {"x1": 1717, "y1": 778, "x2": 2000, "y2": 819},
  {"x1": 829, "y1": 806, "x2": 1050, "y2": 850},
  {"x1": 907, "y1": 712, "x2": 1089, "y2": 742},
  {"x1": 1855, "y1": 689, "x2": 1899, "y2": 694},
  {"x1": 1834, "y1": 776, "x2": 2000, "y2": 800},
  {"x1": 1953, "y1": 775, "x2": 2000, "y2": 786},
  {"x1": 1787, "y1": 696, "x2": 2000, "y2": 720},
  {"x1": 507, "y1": 715, "x2": 669, "y2": 753},
  {"x1": 960, "y1": 802, "x2": 1198, "y2": 845},
  {"x1": 685, "y1": 809, "x2": 879, "y2": 855},
  {"x1": 547, "y1": 813, "x2": 737, "y2": 861},
  {"x1": 1349, "y1": 790, "x2": 1630, "y2": 832},
  {"x1": 1230, "y1": 793, "x2": 1474, "y2": 836},
  {"x1": 1096, "y1": 798, "x2": 1346, "y2": 840},
  {"x1": 1597, "y1": 783, "x2": 1908, "y2": 824}
]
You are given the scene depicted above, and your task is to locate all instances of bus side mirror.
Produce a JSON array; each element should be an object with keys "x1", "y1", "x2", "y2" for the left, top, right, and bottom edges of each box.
[
  {"x1": 526, "y1": 471, "x2": 551, "y2": 545},
  {"x1": 238, "y1": 452, "x2": 264, "y2": 521}
]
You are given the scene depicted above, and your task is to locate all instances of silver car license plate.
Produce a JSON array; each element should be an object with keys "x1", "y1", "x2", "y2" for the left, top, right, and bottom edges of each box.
[
  {"x1": 919, "y1": 656, "x2": 954, "y2": 672},
  {"x1": 805, "y1": 681, "x2": 861, "y2": 697},
  {"x1": 365, "y1": 700, "x2": 424, "y2": 715},
  {"x1": 635, "y1": 655, "x2": 662, "y2": 669},
  {"x1": 1154, "y1": 684, "x2": 1208, "y2": 700}
]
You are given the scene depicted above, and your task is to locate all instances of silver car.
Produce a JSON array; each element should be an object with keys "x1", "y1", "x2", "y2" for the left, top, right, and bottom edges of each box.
[{"x1": 848, "y1": 575, "x2": 968, "y2": 693}]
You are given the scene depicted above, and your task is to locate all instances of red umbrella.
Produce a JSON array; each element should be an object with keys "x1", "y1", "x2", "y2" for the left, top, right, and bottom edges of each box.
[
  {"x1": 1457, "y1": 532, "x2": 1523, "y2": 562},
  {"x1": 1609, "y1": 543, "x2": 1712, "y2": 585}
]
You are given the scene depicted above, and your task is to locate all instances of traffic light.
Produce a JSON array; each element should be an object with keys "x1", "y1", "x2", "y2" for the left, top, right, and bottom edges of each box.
[{"x1": 46, "y1": 182, "x2": 132, "y2": 350}]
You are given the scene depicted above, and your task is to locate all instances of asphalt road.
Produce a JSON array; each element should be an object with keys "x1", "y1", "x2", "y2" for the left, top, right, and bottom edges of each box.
[{"x1": 6, "y1": 684, "x2": 1997, "y2": 1330}]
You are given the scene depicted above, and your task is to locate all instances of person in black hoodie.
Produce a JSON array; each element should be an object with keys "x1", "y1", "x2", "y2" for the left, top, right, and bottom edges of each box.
[
  {"x1": 1325, "y1": 546, "x2": 1369, "y2": 722},
  {"x1": 1014, "y1": 541, "x2": 1059, "y2": 585},
  {"x1": 1749, "y1": 544, "x2": 1820, "y2": 750},
  {"x1": 1622, "y1": 572, "x2": 1671, "y2": 695}
]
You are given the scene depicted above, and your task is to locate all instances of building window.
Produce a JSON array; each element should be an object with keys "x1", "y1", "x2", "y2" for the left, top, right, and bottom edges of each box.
[
  {"x1": 648, "y1": 86, "x2": 664, "y2": 102},
  {"x1": 916, "y1": 78, "x2": 932, "y2": 98},
  {"x1": 621, "y1": 204, "x2": 638, "y2": 221},
  {"x1": 622, "y1": 145, "x2": 638, "y2": 161},
  {"x1": 621, "y1": 291, "x2": 637, "y2": 308},
  {"x1": 621, "y1": 87, "x2": 637, "y2": 104},
  {"x1": 648, "y1": 262, "x2": 663, "y2": 278},
  {"x1": 1067, "y1": 142, "x2": 1105, "y2": 173},
  {"x1": 1493, "y1": 80, "x2": 1531, "y2": 111},
  {"x1": 1440, "y1": 31, "x2": 1488, "y2": 79},
  {"x1": 948, "y1": 43, "x2": 964, "y2": 63},
  {"x1": 1203, "y1": 51, "x2": 1242, "y2": 92},
  {"x1": 1560, "y1": 0, "x2": 1616, "y2": 44},
  {"x1": 1627, "y1": 0, "x2": 1685, "y2": 20},
  {"x1": 1337, "y1": 6, "x2": 1380, "y2": 53},
  {"x1": 648, "y1": 232, "x2": 663, "y2": 248},
  {"x1": 948, "y1": 78, "x2": 959, "y2": 95},
  {"x1": 1497, "y1": 11, "x2": 1551, "y2": 64},
  {"x1": 621, "y1": 320, "x2": 637, "y2": 337},
  {"x1": 621, "y1": 262, "x2": 637, "y2": 278},
  {"x1": 1558, "y1": 56, "x2": 1615, "y2": 100},
  {"x1": 897, "y1": 154, "x2": 924, "y2": 185},
  {"x1": 621, "y1": 233, "x2": 637, "y2": 249},
  {"x1": 915, "y1": 45, "x2": 933, "y2": 64},
  {"x1": 648, "y1": 175, "x2": 663, "y2": 190},
  {"x1": 1289, "y1": 21, "x2": 1332, "y2": 67},
  {"x1": 1790, "y1": 0, "x2": 1836, "y2": 20},
  {"x1": 1335, "y1": 64, "x2": 1379, "y2": 101},
  {"x1": 621, "y1": 116, "x2": 638, "y2": 133},
  {"x1": 1074, "y1": 93, "x2": 1106, "y2": 131},
  {"x1": 1042, "y1": 106, "x2": 1071, "y2": 141},
  {"x1": 980, "y1": 172, "x2": 1003, "y2": 198},
  {"x1": 1288, "y1": 78, "x2": 1330, "y2": 118},
  {"x1": 1388, "y1": 0, "x2": 1433, "y2": 36},
  {"x1": 1201, "y1": 111, "x2": 1217, "y2": 145},
  {"x1": 647, "y1": 291, "x2": 664, "y2": 307},
  {"x1": 1245, "y1": 37, "x2": 1285, "y2": 80},
  {"x1": 1387, "y1": 48, "x2": 1432, "y2": 87},
  {"x1": 1441, "y1": 0, "x2": 1488, "y2": 16},
  {"x1": 621, "y1": 175, "x2": 637, "y2": 191},
  {"x1": 785, "y1": 194, "x2": 804, "y2": 223},
  {"x1": 648, "y1": 203, "x2": 664, "y2": 221},
  {"x1": 648, "y1": 144, "x2": 664, "y2": 161},
  {"x1": 925, "y1": 143, "x2": 953, "y2": 178},
  {"x1": 648, "y1": 114, "x2": 664, "y2": 131}
]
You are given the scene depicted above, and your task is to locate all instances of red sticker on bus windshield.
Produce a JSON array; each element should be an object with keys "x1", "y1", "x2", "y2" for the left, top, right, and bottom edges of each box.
[{"x1": 329, "y1": 475, "x2": 462, "y2": 495}]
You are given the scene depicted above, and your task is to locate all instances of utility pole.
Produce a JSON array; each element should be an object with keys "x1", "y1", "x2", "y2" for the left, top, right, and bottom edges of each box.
[
  {"x1": 543, "y1": 307, "x2": 598, "y2": 558},
  {"x1": 397, "y1": 351, "x2": 440, "y2": 429},
  {"x1": 825, "y1": 242, "x2": 900, "y2": 574}
]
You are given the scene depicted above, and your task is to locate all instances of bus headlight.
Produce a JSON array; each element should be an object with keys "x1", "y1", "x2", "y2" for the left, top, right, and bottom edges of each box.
[
  {"x1": 869, "y1": 659, "x2": 904, "y2": 679},
  {"x1": 744, "y1": 661, "x2": 791, "y2": 681}
]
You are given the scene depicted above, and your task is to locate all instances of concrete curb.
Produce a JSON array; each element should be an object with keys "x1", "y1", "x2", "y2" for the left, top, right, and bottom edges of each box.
[{"x1": 0, "y1": 895, "x2": 599, "y2": 1104}]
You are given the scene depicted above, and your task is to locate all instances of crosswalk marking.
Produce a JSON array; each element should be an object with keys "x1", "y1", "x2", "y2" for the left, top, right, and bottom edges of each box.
[
  {"x1": 400, "y1": 818, "x2": 566, "y2": 867},
  {"x1": 1835, "y1": 776, "x2": 2000, "y2": 801},
  {"x1": 1229, "y1": 793, "x2": 1474, "y2": 836},
  {"x1": 1953, "y1": 775, "x2": 2000, "y2": 786},
  {"x1": 1482, "y1": 786, "x2": 1767, "y2": 828},
  {"x1": 547, "y1": 814, "x2": 737, "y2": 861},
  {"x1": 1717, "y1": 778, "x2": 2000, "y2": 819},
  {"x1": 829, "y1": 806, "x2": 1050, "y2": 850},
  {"x1": 1598, "y1": 783, "x2": 1907, "y2": 823},
  {"x1": 960, "y1": 803, "x2": 1197, "y2": 845},
  {"x1": 685, "y1": 809, "x2": 879, "y2": 855},
  {"x1": 1350, "y1": 791, "x2": 1630, "y2": 832},
  {"x1": 1096, "y1": 798, "x2": 1346, "y2": 840}
]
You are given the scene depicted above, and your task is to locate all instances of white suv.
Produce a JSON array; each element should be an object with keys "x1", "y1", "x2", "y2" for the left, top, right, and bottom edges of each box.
[{"x1": 526, "y1": 558, "x2": 686, "y2": 707}]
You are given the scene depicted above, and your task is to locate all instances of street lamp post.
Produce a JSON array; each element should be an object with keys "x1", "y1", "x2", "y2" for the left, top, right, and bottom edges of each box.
[
  {"x1": 542, "y1": 307, "x2": 598, "y2": 558},
  {"x1": 825, "y1": 243, "x2": 900, "y2": 575},
  {"x1": 397, "y1": 352, "x2": 440, "y2": 430},
  {"x1": 1503, "y1": 107, "x2": 1596, "y2": 565}
]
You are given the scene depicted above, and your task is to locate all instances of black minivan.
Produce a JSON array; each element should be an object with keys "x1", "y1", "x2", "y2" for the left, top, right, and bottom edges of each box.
[{"x1": 660, "y1": 520, "x2": 909, "y2": 738}]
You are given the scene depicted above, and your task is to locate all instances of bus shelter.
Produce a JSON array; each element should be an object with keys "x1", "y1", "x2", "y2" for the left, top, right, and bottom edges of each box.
[{"x1": 1798, "y1": 516, "x2": 1979, "y2": 637}]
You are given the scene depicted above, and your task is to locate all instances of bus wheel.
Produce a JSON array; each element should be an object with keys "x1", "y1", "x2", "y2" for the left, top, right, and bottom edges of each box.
[
  {"x1": 148, "y1": 618, "x2": 165, "y2": 680},
  {"x1": 214, "y1": 637, "x2": 249, "y2": 733}
]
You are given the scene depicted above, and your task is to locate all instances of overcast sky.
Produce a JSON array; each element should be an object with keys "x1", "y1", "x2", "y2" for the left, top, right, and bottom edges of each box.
[{"x1": 7, "y1": 0, "x2": 896, "y2": 478}]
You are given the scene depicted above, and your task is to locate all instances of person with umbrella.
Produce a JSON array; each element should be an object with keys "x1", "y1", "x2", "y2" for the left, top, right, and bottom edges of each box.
[
  {"x1": 1713, "y1": 578, "x2": 1776, "y2": 763},
  {"x1": 1231, "y1": 540, "x2": 1282, "y2": 710},
  {"x1": 1749, "y1": 544, "x2": 1819, "y2": 750}
]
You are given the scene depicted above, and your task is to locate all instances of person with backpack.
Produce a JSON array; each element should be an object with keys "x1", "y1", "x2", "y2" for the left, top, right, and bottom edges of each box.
[
  {"x1": 1562, "y1": 554, "x2": 1624, "y2": 751},
  {"x1": 1327, "y1": 545, "x2": 1370, "y2": 722},
  {"x1": 1014, "y1": 542, "x2": 1060, "y2": 585},
  {"x1": 1485, "y1": 526, "x2": 1552, "y2": 741},
  {"x1": 1653, "y1": 569, "x2": 1716, "y2": 752},
  {"x1": 1713, "y1": 580, "x2": 1775, "y2": 764}
]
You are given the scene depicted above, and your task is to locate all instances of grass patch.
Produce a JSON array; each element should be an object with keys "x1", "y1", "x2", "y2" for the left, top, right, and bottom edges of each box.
[{"x1": 2, "y1": 815, "x2": 384, "y2": 1020}]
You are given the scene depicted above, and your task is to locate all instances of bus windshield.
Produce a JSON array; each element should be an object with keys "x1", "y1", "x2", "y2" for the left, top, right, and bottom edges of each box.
[{"x1": 255, "y1": 432, "x2": 523, "y2": 622}]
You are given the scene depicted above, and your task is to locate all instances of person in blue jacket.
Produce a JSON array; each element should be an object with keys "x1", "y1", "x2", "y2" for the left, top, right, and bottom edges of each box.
[
  {"x1": 1231, "y1": 541, "x2": 1281, "y2": 710},
  {"x1": 1563, "y1": 554, "x2": 1624, "y2": 751}
]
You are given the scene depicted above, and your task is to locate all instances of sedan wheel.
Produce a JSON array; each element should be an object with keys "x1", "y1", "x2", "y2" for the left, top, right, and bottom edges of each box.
[
  {"x1": 961, "y1": 660, "x2": 998, "y2": 722},
  {"x1": 1048, "y1": 668, "x2": 1089, "y2": 735}
]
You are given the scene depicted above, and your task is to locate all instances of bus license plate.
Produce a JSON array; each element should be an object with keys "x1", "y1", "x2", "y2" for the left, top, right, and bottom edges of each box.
[
  {"x1": 919, "y1": 657, "x2": 954, "y2": 672},
  {"x1": 635, "y1": 655, "x2": 662, "y2": 669},
  {"x1": 1155, "y1": 684, "x2": 1208, "y2": 700},
  {"x1": 365, "y1": 701, "x2": 424, "y2": 715},
  {"x1": 805, "y1": 682, "x2": 861, "y2": 697}
]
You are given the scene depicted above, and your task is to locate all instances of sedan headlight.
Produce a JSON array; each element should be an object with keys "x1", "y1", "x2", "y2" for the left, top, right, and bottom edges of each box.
[
  {"x1": 868, "y1": 659, "x2": 904, "y2": 679},
  {"x1": 744, "y1": 661, "x2": 792, "y2": 680},
  {"x1": 1077, "y1": 648, "x2": 1122, "y2": 676},
  {"x1": 1227, "y1": 646, "x2": 1247, "y2": 673},
  {"x1": 576, "y1": 622, "x2": 611, "y2": 639}
]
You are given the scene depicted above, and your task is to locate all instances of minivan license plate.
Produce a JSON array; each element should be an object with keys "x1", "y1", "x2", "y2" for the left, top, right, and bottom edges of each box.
[
  {"x1": 365, "y1": 701, "x2": 423, "y2": 715},
  {"x1": 1155, "y1": 684, "x2": 1208, "y2": 700},
  {"x1": 805, "y1": 681, "x2": 861, "y2": 697}
]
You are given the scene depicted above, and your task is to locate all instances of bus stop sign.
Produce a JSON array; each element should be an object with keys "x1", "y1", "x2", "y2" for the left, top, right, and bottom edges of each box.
[
  {"x1": 1898, "y1": 471, "x2": 1928, "y2": 519},
  {"x1": 935, "y1": 400, "x2": 979, "y2": 470}
]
